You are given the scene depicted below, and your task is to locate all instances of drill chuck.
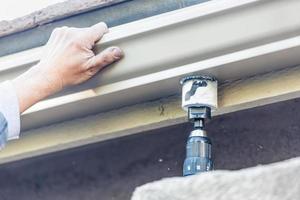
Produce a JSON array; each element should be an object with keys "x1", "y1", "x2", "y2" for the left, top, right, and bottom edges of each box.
[{"x1": 183, "y1": 129, "x2": 213, "y2": 176}]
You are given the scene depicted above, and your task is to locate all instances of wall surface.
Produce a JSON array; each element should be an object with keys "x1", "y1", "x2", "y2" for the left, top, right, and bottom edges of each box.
[{"x1": 0, "y1": 98, "x2": 300, "y2": 199}]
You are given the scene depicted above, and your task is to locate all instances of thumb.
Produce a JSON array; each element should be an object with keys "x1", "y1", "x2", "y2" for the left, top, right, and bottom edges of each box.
[{"x1": 85, "y1": 22, "x2": 109, "y2": 44}]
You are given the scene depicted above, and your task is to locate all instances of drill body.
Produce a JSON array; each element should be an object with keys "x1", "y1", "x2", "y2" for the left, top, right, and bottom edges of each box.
[
  {"x1": 183, "y1": 129, "x2": 213, "y2": 176},
  {"x1": 183, "y1": 107, "x2": 213, "y2": 176}
]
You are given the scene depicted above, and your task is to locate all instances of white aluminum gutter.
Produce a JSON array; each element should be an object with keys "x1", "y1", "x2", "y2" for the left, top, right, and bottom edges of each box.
[{"x1": 1, "y1": 0, "x2": 300, "y2": 132}]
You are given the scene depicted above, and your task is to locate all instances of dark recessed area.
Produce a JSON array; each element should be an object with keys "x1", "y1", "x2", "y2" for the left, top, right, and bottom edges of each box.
[{"x1": 0, "y1": 98, "x2": 300, "y2": 200}]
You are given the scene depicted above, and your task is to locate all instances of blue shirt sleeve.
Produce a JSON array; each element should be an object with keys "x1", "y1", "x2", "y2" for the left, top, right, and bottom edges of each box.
[
  {"x1": 0, "y1": 112, "x2": 8, "y2": 150},
  {"x1": 0, "y1": 81, "x2": 20, "y2": 141}
]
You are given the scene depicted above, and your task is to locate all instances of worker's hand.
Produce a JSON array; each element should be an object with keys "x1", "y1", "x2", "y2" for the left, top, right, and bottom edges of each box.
[{"x1": 12, "y1": 22, "x2": 123, "y2": 113}]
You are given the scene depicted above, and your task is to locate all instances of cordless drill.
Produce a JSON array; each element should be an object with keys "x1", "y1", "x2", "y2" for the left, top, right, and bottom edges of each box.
[{"x1": 180, "y1": 76, "x2": 217, "y2": 176}]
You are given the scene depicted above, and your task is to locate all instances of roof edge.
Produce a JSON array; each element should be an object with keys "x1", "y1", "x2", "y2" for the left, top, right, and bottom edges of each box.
[{"x1": 0, "y1": 0, "x2": 127, "y2": 38}]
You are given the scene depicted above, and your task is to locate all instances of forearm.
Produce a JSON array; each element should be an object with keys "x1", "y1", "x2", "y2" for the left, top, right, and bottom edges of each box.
[
  {"x1": 0, "y1": 22, "x2": 123, "y2": 151},
  {"x1": 12, "y1": 64, "x2": 60, "y2": 113}
]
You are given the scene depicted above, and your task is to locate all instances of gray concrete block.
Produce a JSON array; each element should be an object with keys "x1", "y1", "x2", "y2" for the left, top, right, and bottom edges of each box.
[{"x1": 132, "y1": 157, "x2": 300, "y2": 200}]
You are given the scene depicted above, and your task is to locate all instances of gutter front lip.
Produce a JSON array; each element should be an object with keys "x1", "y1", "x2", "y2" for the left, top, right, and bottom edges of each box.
[{"x1": 0, "y1": 0, "x2": 260, "y2": 74}]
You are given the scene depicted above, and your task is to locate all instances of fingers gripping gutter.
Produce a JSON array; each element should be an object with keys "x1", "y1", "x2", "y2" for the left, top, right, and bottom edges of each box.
[
  {"x1": 85, "y1": 22, "x2": 123, "y2": 75},
  {"x1": 12, "y1": 21, "x2": 124, "y2": 114},
  {"x1": 87, "y1": 46, "x2": 123, "y2": 76}
]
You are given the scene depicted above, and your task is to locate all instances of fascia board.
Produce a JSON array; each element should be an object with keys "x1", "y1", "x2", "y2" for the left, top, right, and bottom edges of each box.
[
  {"x1": 1, "y1": 0, "x2": 300, "y2": 130},
  {"x1": 3, "y1": 63, "x2": 300, "y2": 164}
]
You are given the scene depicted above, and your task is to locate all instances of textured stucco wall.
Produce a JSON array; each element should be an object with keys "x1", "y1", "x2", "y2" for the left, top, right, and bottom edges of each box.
[
  {"x1": 0, "y1": 98, "x2": 300, "y2": 199},
  {"x1": 132, "y1": 157, "x2": 300, "y2": 200}
]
